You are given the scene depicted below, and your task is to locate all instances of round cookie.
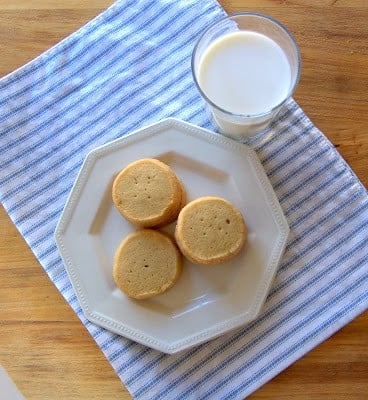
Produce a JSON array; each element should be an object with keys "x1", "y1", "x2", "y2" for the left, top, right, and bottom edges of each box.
[
  {"x1": 175, "y1": 196, "x2": 247, "y2": 265},
  {"x1": 112, "y1": 158, "x2": 185, "y2": 228},
  {"x1": 113, "y1": 229, "x2": 182, "y2": 299}
]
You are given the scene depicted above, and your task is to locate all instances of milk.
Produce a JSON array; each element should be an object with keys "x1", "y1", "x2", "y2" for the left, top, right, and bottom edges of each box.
[{"x1": 197, "y1": 31, "x2": 292, "y2": 137}]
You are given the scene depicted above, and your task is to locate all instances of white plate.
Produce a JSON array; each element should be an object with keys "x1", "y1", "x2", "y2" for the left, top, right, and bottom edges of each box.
[{"x1": 55, "y1": 118, "x2": 289, "y2": 353}]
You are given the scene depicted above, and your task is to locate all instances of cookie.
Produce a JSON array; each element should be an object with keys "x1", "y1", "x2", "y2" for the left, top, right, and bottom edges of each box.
[
  {"x1": 112, "y1": 158, "x2": 185, "y2": 227},
  {"x1": 113, "y1": 229, "x2": 182, "y2": 299},
  {"x1": 175, "y1": 196, "x2": 247, "y2": 265}
]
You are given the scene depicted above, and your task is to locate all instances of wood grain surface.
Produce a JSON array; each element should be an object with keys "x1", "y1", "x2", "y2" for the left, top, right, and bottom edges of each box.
[{"x1": 0, "y1": 1, "x2": 367, "y2": 399}]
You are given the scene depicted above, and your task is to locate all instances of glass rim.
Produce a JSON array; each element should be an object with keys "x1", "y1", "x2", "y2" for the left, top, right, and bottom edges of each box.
[{"x1": 191, "y1": 12, "x2": 302, "y2": 119}]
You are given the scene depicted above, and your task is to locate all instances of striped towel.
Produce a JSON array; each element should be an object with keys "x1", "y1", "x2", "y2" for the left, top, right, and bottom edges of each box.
[{"x1": 1, "y1": 0, "x2": 367, "y2": 399}]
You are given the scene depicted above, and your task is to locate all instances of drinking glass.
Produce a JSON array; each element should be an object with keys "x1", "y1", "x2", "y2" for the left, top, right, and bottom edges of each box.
[{"x1": 191, "y1": 13, "x2": 301, "y2": 140}]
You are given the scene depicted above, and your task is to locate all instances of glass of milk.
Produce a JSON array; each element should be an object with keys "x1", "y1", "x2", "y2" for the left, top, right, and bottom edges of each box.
[{"x1": 192, "y1": 13, "x2": 301, "y2": 140}]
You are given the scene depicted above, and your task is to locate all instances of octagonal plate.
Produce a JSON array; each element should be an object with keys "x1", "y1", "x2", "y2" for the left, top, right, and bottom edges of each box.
[{"x1": 54, "y1": 118, "x2": 289, "y2": 353}]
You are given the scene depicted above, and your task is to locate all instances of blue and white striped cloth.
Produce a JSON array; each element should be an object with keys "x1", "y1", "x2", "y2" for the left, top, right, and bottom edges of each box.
[{"x1": 1, "y1": 1, "x2": 367, "y2": 398}]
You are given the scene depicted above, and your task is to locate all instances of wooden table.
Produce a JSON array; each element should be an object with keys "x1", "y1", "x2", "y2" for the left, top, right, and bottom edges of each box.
[{"x1": 1, "y1": 1, "x2": 367, "y2": 399}]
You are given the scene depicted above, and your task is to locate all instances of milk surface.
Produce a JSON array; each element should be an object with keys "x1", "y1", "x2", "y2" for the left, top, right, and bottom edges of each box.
[{"x1": 198, "y1": 31, "x2": 292, "y2": 116}]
